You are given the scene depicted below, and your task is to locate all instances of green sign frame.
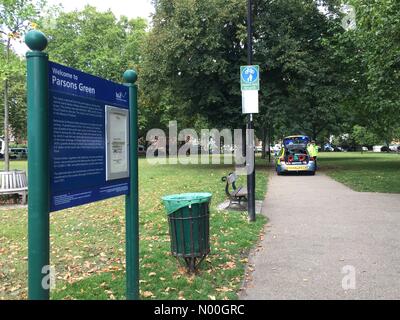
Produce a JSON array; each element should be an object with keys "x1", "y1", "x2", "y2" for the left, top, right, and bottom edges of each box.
[
  {"x1": 25, "y1": 30, "x2": 139, "y2": 300},
  {"x1": 240, "y1": 65, "x2": 260, "y2": 91}
]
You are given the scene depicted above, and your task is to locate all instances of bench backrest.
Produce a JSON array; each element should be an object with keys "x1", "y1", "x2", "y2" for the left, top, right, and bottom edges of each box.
[
  {"x1": 0, "y1": 171, "x2": 28, "y2": 190},
  {"x1": 222, "y1": 172, "x2": 238, "y2": 196}
]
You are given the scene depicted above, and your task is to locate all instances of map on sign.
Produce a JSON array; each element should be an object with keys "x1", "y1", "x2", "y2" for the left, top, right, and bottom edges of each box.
[{"x1": 241, "y1": 65, "x2": 260, "y2": 91}]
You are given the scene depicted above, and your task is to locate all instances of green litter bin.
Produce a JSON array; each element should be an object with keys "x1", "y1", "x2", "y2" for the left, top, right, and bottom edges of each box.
[{"x1": 162, "y1": 192, "x2": 212, "y2": 272}]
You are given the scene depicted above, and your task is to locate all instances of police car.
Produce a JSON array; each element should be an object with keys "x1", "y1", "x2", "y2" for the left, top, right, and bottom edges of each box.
[{"x1": 275, "y1": 135, "x2": 316, "y2": 175}]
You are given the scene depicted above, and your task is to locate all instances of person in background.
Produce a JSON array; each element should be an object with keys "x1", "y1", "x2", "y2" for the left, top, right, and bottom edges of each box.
[{"x1": 307, "y1": 140, "x2": 319, "y2": 168}]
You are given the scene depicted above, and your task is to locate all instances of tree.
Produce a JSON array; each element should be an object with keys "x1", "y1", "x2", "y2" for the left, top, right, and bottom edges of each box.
[
  {"x1": 0, "y1": 46, "x2": 26, "y2": 143},
  {"x1": 40, "y1": 5, "x2": 147, "y2": 82},
  {"x1": 331, "y1": 0, "x2": 400, "y2": 143},
  {"x1": 142, "y1": 0, "x2": 353, "y2": 149},
  {"x1": 141, "y1": 0, "x2": 248, "y2": 134},
  {"x1": 254, "y1": 0, "x2": 351, "y2": 145},
  {"x1": 351, "y1": 125, "x2": 381, "y2": 152},
  {"x1": 0, "y1": 0, "x2": 44, "y2": 170}
]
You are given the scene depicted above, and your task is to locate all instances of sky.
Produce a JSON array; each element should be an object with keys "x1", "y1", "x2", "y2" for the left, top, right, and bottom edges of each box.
[{"x1": 11, "y1": 0, "x2": 154, "y2": 55}]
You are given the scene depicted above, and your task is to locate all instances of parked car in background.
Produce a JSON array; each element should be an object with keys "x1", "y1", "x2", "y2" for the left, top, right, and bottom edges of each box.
[
  {"x1": 389, "y1": 145, "x2": 400, "y2": 152},
  {"x1": 324, "y1": 143, "x2": 334, "y2": 152},
  {"x1": 373, "y1": 145, "x2": 384, "y2": 152},
  {"x1": 9, "y1": 147, "x2": 28, "y2": 159}
]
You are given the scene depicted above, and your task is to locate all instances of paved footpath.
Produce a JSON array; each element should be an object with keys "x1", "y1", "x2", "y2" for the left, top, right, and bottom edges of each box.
[{"x1": 240, "y1": 172, "x2": 400, "y2": 300}]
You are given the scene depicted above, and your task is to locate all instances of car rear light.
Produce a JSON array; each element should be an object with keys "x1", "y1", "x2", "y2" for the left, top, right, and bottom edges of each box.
[
  {"x1": 288, "y1": 155, "x2": 294, "y2": 162},
  {"x1": 299, "y1": 155, "x2": 305, "y2": 162}
]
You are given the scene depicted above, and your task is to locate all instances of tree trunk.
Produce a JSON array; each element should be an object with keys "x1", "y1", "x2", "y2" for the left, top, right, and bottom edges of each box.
[
  {"x1": 268, "y1": 127, "x2": 272, "y2": 164},
  {"x1": 3, "y1": 41, "x2": 11, "y2": 172},
  {"x1": 261, "y1": 128, "x2": 267, "y2": 159},
  {"x1": 4, "y1": 79, "x2": 9, "y2": 171}
]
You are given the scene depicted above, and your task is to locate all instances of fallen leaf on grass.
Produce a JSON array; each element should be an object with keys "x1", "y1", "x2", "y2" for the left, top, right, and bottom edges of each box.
[
  {"x1": 223, "y1": 261, "x2": 236, "y2": 270},
  {"x1": 142, "y1": 291, "x2": 154, "y2": 298},
  {"x1": 216, "y1": 287, "x2": 233, "y2": 293}
]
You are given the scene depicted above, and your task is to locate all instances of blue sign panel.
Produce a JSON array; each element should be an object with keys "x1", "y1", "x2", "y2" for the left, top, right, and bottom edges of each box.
[
  {"x1": 241, "y1": 66, "x2": 259, "y2": 83},
  {"x1": 48, "y1": 61, "x2": 129, "y2": 212}
]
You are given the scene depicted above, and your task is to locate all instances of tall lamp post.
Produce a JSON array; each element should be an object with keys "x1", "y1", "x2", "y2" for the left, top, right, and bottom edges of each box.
[{"x1": 246, "y1": 0, "x2": 256, "y2": 221}]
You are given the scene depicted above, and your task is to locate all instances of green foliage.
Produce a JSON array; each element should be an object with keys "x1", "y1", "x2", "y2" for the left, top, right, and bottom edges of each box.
[
  {"x1": 0, "y1": 48, "x2": 27, "y2": 140},
  {"x1": 330, "y1": 0, "x2": 400, "y2": 142},
  {"x1": 0, "y1": 0, "x2": 44, "y2": 143},
  {"x1": 40, "y1": 5, "x2": 147, "y2": 83},
  {"x1": 254, "y1": 0, "x2": 350, "y2": 142},
  {"x1": 142, "y1": 0, "x2": 354, "y2": 144},
  {"x1": 141, "y1": 0, "x2": 247, "y2": 133},
  {"x1": 351, "y1": 125, "x2": 381, "y2": 147}
]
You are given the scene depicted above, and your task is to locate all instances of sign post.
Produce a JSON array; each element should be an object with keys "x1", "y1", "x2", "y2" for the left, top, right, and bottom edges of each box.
[
  {"x1": 123, "y1": 70, "x2": 139, "y2": 300},
  {"x1": 26, "y1": 30, "x2": 50, "y2": 300},
  {"x1": 243, "y1": 0, "x2": 257, "y2": 222},
  {"x1": 241, "y1": 65, "x2": 259, "y2": 223},
  {"x1": 25, "y1": 30, "x2": 139, "y2": 300}
]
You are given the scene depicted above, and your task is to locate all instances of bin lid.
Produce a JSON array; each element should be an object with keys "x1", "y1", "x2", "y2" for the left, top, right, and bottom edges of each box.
[{"x1": 161, "y1": 192, "x2": 212, "y2": 215}]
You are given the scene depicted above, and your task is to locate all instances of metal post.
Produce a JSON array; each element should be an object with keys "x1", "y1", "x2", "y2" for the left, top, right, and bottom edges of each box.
[
  {"x1": 25, "y1": 30, "x2": 50, "y2": 300},
  {"x1": 123, "y1": 70, "x2": 139, "y2": 300},
  {"x1": 247, "y1": 0, "x2": 256, "y2": 221}
]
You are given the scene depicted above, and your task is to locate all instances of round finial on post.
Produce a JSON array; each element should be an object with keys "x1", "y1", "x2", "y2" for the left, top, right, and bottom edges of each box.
[
  {"x1": 123, "y1": 70, "x2": 138, "y2": 84},
  {"x1": 25, "y1": 30, "x2": 48, "y2": 51}
]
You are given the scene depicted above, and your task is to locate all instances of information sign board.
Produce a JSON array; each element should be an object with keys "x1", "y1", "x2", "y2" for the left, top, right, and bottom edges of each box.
[{"x1": 49, "y1": 61, "x2": 130, "y2": 211}]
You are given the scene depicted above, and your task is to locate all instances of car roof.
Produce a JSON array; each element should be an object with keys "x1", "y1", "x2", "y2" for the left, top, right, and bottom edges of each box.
[
  {"x1": 283, "y1": 135, "x2": 310, "y2": 145},
  {"x1": 284, "y1": 135, "x2": 309, "y2": 139}
]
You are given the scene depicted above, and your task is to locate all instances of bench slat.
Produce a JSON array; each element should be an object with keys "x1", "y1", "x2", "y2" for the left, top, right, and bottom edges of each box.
[
  {"x1": 17, "y1": 173, "x2": 22, "y2": 188},
  {"x1": 6, "y1": 173, "x2": 10, "y2": 189},
  {"x1": 12, "y1": 171, "x2": 17, "y2": 188}
]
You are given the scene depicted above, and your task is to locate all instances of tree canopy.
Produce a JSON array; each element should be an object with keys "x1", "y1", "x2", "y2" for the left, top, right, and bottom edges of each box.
[
  {"x1": 1, "y1": 0, "x2": 399, "y2": 149},
  {"x1": 40, "y1": 5, "x2": 147, "y2": 82}
]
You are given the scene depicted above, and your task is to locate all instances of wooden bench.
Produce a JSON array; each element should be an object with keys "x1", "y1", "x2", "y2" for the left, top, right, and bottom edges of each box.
[
  {"x1": 221, "y1": 172, "x2": 247, "y2": 207},
  {"x1": 0, "y1": 170, "x2": 28, "y2": 204}
]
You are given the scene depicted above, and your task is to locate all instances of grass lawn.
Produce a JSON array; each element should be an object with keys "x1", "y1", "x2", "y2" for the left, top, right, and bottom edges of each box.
[
  {"x1": 318, "y1": 152, "x2": 400, "y2": 193},
  {"x1": 0, "y1": 156, "x2": 269, "y2": 300}
]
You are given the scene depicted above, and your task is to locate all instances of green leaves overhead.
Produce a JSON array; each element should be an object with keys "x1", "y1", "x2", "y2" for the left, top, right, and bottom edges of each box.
[
  {"x1": 1, "y1": 0, "x2": 44, "y2": 144},
  {"x1": 330, "y1": 0, "x2": 400, "y2": 142},
  {"x1": 40, "y1": 5, "x2": 147, "y2": 83},
  {"x1": 141, "y1": 0, "x2": 247, "y2": 131}
]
